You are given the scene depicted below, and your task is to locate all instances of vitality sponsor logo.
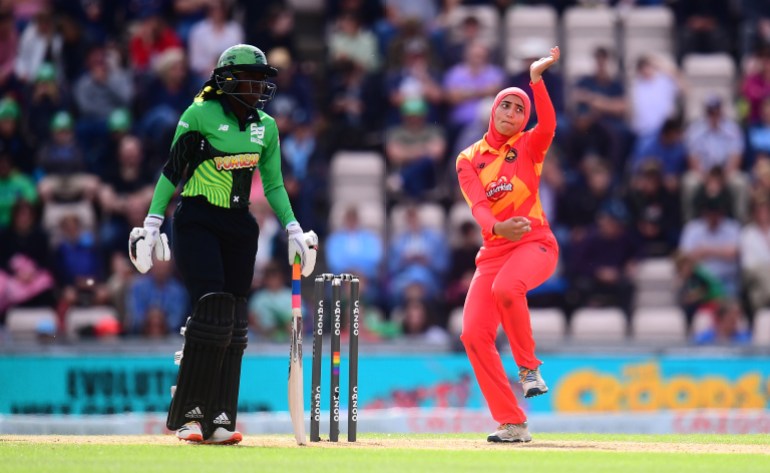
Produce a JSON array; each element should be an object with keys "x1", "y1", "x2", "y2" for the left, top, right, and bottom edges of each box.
[
  {"x1": 214, "y1": 153, "x2": 260, "y2": 171},
  {"x1": 485, "y1": 176, "x2": 513, "y2": 201}
]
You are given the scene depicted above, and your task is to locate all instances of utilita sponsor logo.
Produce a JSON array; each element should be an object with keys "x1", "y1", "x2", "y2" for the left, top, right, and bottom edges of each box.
[{"x1": 485, "y1": 177, "x2": 513, "y2": 201}]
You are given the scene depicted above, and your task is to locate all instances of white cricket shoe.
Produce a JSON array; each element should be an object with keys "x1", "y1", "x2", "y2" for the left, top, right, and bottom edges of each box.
[
  {"x1": 519, "y1": 367, "x2": 548, "y2": 398},
  {"x1": 203, "y1": 427, "x2": 243, "y2": 445},
  {"x1": 176, "y1": 422, "x2": 203, "y2": 443},
  {"x1": 487, "y1": 423, "x2": 532, "y2": 443}
]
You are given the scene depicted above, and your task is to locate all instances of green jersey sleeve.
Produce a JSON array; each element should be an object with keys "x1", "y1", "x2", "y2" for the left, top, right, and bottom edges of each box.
[
  {"x1": 258, "y1": 119, "x2": 296, "y2": 227},
  {"x1": 147, "y1": 105, "x2": 203, "y2": 217}
]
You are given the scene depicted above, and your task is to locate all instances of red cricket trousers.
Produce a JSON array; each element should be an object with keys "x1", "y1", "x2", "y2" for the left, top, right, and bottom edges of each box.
[{"x1": 460, "y1": 228, "x2": 558, "y2": 424}]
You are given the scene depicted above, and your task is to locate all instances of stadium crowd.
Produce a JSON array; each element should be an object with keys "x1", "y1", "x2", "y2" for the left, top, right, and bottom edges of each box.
[{"x1": 0, "y1": 0, "x2": 769, "y2": 347}]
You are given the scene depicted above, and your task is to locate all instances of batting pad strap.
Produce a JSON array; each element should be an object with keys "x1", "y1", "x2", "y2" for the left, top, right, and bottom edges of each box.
[{"x1": 166, "y1": 293, "x2": 235, "y2": 433}]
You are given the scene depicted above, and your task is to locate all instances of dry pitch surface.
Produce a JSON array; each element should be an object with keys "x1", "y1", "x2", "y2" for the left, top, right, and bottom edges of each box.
[{"x1": 3, "y1": 434, "x2": 768, "y2": 454}]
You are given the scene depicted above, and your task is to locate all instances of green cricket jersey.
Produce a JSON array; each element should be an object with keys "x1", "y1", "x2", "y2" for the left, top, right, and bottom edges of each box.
[{"x1": 147, "y1": 97, "x2": 296, "y2": 227}]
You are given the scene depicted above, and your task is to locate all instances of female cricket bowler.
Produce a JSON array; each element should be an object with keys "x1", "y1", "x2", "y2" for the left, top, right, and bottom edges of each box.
[
  {"x1": 128, "y1": 44, "x2": 318, "y2": 445},
  {"x1": 456, "y1": 46, "x2": 561, "y2": 443}
]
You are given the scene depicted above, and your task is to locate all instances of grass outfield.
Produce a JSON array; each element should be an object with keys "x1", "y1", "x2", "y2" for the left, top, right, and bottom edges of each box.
[{"x1": 2, "y1": 433, "x2": 769, "y2": 473}]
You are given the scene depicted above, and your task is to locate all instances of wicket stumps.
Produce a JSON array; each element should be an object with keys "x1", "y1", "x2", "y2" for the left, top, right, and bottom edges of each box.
[{"x1": 310, "y1": 273, "x2": 359, "y2": 442}]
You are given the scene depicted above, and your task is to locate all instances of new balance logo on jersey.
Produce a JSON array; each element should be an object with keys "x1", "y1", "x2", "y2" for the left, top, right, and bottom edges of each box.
[
  {"x1": 185, "y1": 407, "x2": 203, "y2": 419},
  {"x1": 213, "y1": 412, "x2": 231, "y2": 425},
  {"x1": 218, "y1": 124, "x2": 229, "y2": 132}
]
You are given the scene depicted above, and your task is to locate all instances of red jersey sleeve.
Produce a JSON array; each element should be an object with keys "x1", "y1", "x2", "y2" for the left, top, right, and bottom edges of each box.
[
  {"x1": 457, "y1": 150, "x2": 498, "y2": 235},
  {"x1": 527, "y1": 80, "x2": 556, "y2": 163}
]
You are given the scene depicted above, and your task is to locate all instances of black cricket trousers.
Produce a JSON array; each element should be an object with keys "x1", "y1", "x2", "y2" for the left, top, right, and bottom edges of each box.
[{"x1": 172, "y1": 196, "x2": 259, "y2": 303}]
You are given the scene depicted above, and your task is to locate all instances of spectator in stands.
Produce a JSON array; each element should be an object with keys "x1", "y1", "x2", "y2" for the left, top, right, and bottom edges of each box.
[
  {"x1": 624, "y1": 161, "x2": 682, "y2": 258},
  {"x1": 567, "y1": 200, "x2": 637, "y2": 327},
  {"x1": 741, "y1": 47, "x2": 770, "y2": 126},
  {"x1": 0, "y1": 11, "x2": 20, "y2": 99},
  {"x1": 740, "y1": 197, "x2": 770, "y2": 313},
  {"x1": 751, "y1": 155, "x2": 770, "y2": 203},
  {"x1": 281, "y1": 111, "x2": 327, "y2": 239},
  {"x1": 630, "y1": 117, "x2": 687, "y2": 192},
  {"x1": 570, "y1": 47, "x2": 630, "y2": 176},
  {"x1": 325, "y1": 205, "x2": 384, "y2": 303},
  {"x1": 0, "y1": 199, "x2": 55, "y2": 318},
  {"x1": 560, "y1": 106, "x2": 615, "y2": 177},
  {"x1": 98, "y1": 135, "x2": 154, "y2": 255},
  {"x1": 376, "y1": 2, "x2": 437, "y2": 60},
  {"x1": 445, "y1": 220, "x2": 480, "y2": 311},
  {"x1": 384, "y1": 98, "x2": 446, "y2": 199},
  {"x1": 0, "y1": 97, "x2": 33, "y2": 175},
  {"x1": 73, "y1": 44, "x2": 134, "y2": 174},
  {"x1": 248, "y1": 200, "x2": 282, "y2": 288},
  {"x1": 0, "y1": 151, "x2": 37, "y2": 231},
  {"x1": 22, "y1": 62, "x2": 70, "y2": 147},
  {"x1": 384, "y1": 37, "x2": 443, "y2": 126},
  {"x1": 629, "y1": 54, "x2": 680, "y2": 155},
  {"x1": 126, "y1": 258, "x2": 188, "y2": 336},
  {"x1": 105, "y1": 252, "x2": 135, "y2": 328},
  {"x1": 396, "y1": 296, "x2": 449, "y2": 344},
  {"x1": 388, "y1": 205, "x2": 449, "y2": 304},
  {"x1": 187, "y1": 0, "x2": 244, "y2": 83},
  {"x1": 673, "y1": 0, "x2": 735, "y2": 59},
  {"x1": 683, "y1": 96, "x2": 749, "y2": 222},
  {"x1": 36, "y1": 111, "x2": 99, "y2": 205},
  {"x1": 693, "y1": 299, "x2": 751, "y2": 345},
  {"x1": 14, "y1": 7, "x2": 63, "y2": 84},
  {"x1": 443, "y1": 15, "x2": 499, "y2": 69},
  {"x1": 247, "y1": 262, "x2": 293, "y2": 342},
  {"x1": 264, "y1": 47, "x2": 315, "y2": 137},
  {"x1": 443, "y1": 41, "x2": 505, "y2": 135},
  {"x1": 692, "y1": 166, "x2": 735, "y2": 221},
  {"x1": 329, "y1": 12, "x2": 380, "y2": 73},
  {"x1": 128, "y1": 9, "x2": 183, "y2": 73},
  {"x1": 325, "y1": 58, "x2": 383, "y2": 150},
  {"x1": 557, "y1": 157, "x2": 617, "y2": 243},
  {"x1": 747, "y1": 97, "x2": 770, "y2": 166},
  {"x1": 674, "y1": 251, "x2": 724, "y2": 331},
  {"x1": 679, "y1": 194, "x2": 741, "y2": 298},
  {"x1": 135, "y1": 48, "x2": 198, "y2": 148}
]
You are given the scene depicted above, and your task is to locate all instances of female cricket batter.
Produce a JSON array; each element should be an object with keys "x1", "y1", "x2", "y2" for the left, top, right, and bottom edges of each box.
[
  {"x1": 456, "y1": 46, "x2": 560, "y2": 443},
  {"x1": 128, "y1": 44, "x2": 318, "y2": 445}
]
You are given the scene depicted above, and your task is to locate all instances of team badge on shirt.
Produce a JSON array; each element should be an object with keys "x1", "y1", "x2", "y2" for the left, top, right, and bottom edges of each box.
[
  {"x1": 505, "y1": 148, "x2": 518, "y2": 163},
  {"x1": 485, "y1": 176, "x2": 513, "y2": 201}
]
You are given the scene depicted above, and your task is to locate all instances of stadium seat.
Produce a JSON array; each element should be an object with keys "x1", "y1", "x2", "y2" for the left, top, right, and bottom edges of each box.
[
  {"x1": 634, "y1": 258, "x2": 676, "y2": 290},
  {"x1": 389, "y1": 203, "x2": 445, "y2": 238},
  {"x1": 621, "y1": 6, "x2": 675, "y2": 73},
  {"x1": 447, "y1": 307, "x2": 464, "y2": 338},
  {"x1": 691, "y1": 308, "x2": 714, "y2": 337},
  {"x1": 752, "y1": 309, "x2": 770, "y2": 347},
  {"x1": 562, "y1": 6, "x2": 618, "y2": 84},
  {"x1": 65, "y1": 306, "x2": 120, "y2": 340},
  {"x1": 682, "y1": 53, "x2": 736, "y2": 122},
  {"x1": 5, "y1": 307, "x2": 58, "y2": 341},
  {"x1": 285, "y1": 0, "x2": 323, "y2": 13},
  {"x1": 530, "y1": 307, "x2": 567, "y2": 342},
  {"x1": 503, "y1": 5, "x2": 558, "y2": 74},
  {"x1": 632, "y1": 307, "x2": 687, "y2": 343},
  {"x1": 446, "y1": 5, "x2": 500, "y2": 50},
  {"x1": 570, "y1": 307, "x2": 627, "y2": 342},
  {"x1": 330, "y1": 151, "x2": 385, "y2": 204}
]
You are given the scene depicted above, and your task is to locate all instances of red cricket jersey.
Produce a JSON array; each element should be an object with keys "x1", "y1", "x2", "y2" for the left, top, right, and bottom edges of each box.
[{"x1": 456, "y1": 80, "x2": 556, "y2": 246}]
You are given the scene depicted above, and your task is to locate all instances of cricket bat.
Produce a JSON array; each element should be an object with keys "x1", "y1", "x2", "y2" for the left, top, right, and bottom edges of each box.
[{"x1": 288, "y1": 255, "x2": 306, "y2": 445}]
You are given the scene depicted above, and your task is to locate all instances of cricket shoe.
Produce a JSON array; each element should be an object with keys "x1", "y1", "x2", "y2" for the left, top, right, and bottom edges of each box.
[
  {"x1": 519, "y1": 366, "x2": 548, "y2": 398},
  {"x1": 203, "y1": 427, "x2": 243, "y2": 445},
  {"x1": 487, "y1": 423, "x2": 532, "y2": 443},
  {"x1": 176, "y1": 422, "x2": 203, "y2": 443}
]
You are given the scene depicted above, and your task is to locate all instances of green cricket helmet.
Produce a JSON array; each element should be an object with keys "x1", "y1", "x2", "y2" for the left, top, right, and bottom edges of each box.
[{"x1": 213, "y1": 44, "x2": 278, "y2": 110}]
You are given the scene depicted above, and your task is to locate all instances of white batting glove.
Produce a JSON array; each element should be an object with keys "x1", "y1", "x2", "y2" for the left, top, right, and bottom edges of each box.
[
  {"x1": 287, "y1": 222, "x2": 318, "y2": 277},
  {"x1": 129, "y1": 215, "x2": 171, "y2": 274}
]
